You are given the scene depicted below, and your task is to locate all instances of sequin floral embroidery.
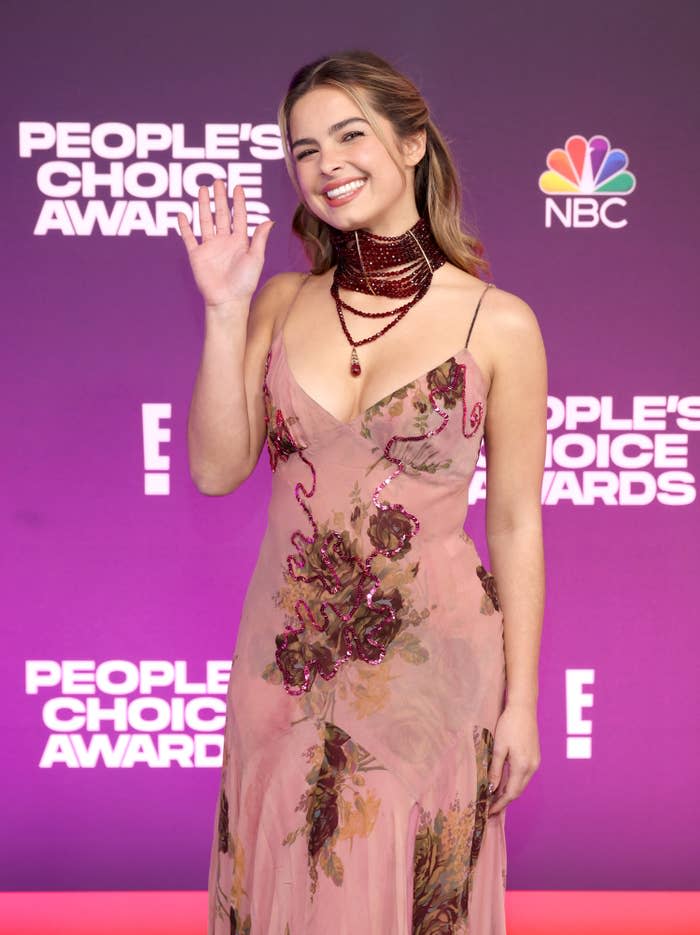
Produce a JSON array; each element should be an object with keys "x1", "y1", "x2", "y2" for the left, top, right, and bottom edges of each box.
[
  {"x1": 262, "y1": 345, "x2": 484, "y2": 696},
  {"x1": 262, "y1": 504, "x2": 432, "y2": 722},
  {"x1": 262, "y1": 348, "x2": 306, "y2": 471}
]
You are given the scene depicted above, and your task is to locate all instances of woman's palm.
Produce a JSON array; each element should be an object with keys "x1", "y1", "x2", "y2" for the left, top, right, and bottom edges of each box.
[{"x1": 177, "y1": 180, "x2": 274, "y2": 309}]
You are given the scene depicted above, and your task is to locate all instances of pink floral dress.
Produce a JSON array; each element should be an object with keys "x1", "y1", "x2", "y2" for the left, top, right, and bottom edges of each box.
[{"x1": 208, "y1": 282, "x2": 507, "y2": 934}]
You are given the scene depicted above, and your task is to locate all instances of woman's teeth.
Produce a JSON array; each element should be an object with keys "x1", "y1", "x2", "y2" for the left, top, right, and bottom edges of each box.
[{"x1": 325, "y1": 179, "x2": 366, "y2": 199}]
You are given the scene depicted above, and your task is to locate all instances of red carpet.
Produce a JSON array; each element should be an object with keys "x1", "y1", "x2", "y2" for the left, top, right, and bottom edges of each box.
[{"x1": 1, "y1": 891, "x2": 698, "y2": 934}]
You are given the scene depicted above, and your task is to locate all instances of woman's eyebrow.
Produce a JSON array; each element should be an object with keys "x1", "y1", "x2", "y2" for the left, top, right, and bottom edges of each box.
[{"x1": 291, "y1": 117, "x2": 369, "y2": 150}]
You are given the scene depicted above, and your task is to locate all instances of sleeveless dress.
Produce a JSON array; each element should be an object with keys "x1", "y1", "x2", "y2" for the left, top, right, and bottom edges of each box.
[{"x1": 208, "y1": 281, "x2": 508, "y2": 935}]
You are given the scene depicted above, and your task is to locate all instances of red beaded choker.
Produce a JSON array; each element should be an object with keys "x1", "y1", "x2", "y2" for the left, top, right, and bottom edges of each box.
[{"x1": 329, "y1": 216, "x2": 448, "y2": 376}]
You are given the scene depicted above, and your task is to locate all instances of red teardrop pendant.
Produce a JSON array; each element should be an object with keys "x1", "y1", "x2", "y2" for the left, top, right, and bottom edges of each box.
[{"x1": 350, "y1": 347, "x2": 361, "y2": 376}]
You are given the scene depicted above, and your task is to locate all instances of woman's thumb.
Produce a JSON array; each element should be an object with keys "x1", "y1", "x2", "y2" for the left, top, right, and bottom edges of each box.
[{"x1": 251, "y1": 219, "x2": 275, "y2": 255}]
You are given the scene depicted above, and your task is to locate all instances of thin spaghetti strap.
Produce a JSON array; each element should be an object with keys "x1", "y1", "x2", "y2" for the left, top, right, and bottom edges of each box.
[{"x1": 464, "y1": 282, "x2": 494, "y2": 349}]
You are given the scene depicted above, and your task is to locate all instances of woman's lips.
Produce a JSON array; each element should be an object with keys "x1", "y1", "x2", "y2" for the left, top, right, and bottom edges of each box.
[{"x1": 323, "y1": 178, "x2": 367, "y2": 206}]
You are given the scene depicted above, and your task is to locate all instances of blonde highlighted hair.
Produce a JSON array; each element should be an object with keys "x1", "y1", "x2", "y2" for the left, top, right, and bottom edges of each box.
[{"x1": 277, "y1": 49, "x2": 490, "y2": 279}]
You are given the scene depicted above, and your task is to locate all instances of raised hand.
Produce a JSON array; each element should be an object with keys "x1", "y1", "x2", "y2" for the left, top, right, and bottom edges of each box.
[{"x1": 177, "y1": 180, "x2": 275, "y2": 312}]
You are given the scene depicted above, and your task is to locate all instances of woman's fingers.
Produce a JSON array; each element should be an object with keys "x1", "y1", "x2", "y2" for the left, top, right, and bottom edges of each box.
[
  {"x1": 230, "y1": 184, "x2": 249, "y2": 247},
  {"x1": 199, "y1": 184, "x2": 214, "y2": 241},
  {"x1": 488, "y1": 760, "x2": 534, "y2": 816},
  {"x1": 179, "y1": 182, "x2": 256, "y2": 253},
  {"x1": 213, "y1": 179, "x2": 231, "y2": 236},
  {"x1": 488, "y1": 745, "x2": 507, "y2": 796},
  {"x1": 177, "y1": 212, "x2": 199, "y2": 254}
]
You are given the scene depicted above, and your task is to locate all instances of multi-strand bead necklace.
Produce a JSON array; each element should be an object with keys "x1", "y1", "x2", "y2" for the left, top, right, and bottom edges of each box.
[{"x1": 328, "y1": 216, "x2": 448, "y2": 376}]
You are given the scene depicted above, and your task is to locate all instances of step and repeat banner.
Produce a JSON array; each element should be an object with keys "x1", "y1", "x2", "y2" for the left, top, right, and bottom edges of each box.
[{"x1": 3, "y1": 0, "x2": 698, "y2": 896}]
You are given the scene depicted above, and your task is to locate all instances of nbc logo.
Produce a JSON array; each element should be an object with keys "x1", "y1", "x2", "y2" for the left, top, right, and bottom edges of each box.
[{"x1": 539, "y1": 134, "x2": 636, "y2": 229}]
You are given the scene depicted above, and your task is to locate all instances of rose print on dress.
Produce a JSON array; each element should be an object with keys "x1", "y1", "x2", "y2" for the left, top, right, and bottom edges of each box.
[
  {"x1": 262, "y1": 507, "x2": 432, "y2": 723},
  {"x1": 476, "y1": 564, "x2": 501, "y2": 614},
  {"x1": 261, "y1": 421, "x2": 422, "y2": 694},
  {"x1": 262, "y1": 359, "x2": 307, "y2": 472},
  {"x1": 411, "y1": 725, "x2": 495, "y2": 934},
  {"x1": 227, "y1": 901, "x2": 250, "y2": 935},
  {"x1": 361, "y1": 382, "x2": 414, "y2": 428},
  {"x1": 272, "y1": 512, "x2": 412, "y2": 694},
  {"x1": 213, "y1": 788, "x2": 251, "y2": 934},
  {"x1": 427, "y1": 358, "x2": 464, "y2": 410},
  {"x1": 367, "y1": 503, "x2": 415, "y2": 559},
  {"x1": 426, "y1": 358, "x2": 484, "y2": 437},
  {"x1": 469, "y1": 726, "x2": 496, "y2": 877},
  {"x1": 282, "y1": 721, "x2": 386, "y2": 899},
  {"x1": 358, "y1": 352, "x2": 484, "y2": 443},
  {"x1": 261, "y1": 346, "x2": 485, "y2": 696},
  {"x1": 273, "y1": 578, "x2": 405, "y2": 691},
  {"x1": 218, "y1": 787, "x2": 230, "y2": 854}
]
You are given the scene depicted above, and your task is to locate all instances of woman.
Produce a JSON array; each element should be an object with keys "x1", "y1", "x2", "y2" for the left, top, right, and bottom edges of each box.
[{"x1": 179, "y1": 50, "x2": 545, "y2": 935}]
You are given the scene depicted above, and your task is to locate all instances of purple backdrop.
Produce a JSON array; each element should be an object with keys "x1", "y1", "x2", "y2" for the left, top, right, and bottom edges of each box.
[{"x1": 3, "y1": 0, "x2": 698, "y2": 893}]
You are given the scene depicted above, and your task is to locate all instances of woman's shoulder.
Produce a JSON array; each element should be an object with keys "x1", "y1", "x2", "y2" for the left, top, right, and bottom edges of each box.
[
  {"x1": 253, "y1": 270, "x2": 311, "y2": 316},
  {"x1": 258, "y1": 269, "x2": 311, "y2": 295},
  {"x1": 442, "y1": 264, "x2": 542, "y2": 344},
  {"x1": 485, "y1": 285, "x2": 541, "y2": 344},
  {"x1": 259, "y1": 268, "x2": 332, "y2": 304},
  {"x1": 246, "y1": 272, "x2": 311, "y2": 349},
  {"x1": 476, "y1": 283, "x2": 547, "y2": 385},
  {"x1": 438, "y1": 265, "x2": 545, "y2": 386}
]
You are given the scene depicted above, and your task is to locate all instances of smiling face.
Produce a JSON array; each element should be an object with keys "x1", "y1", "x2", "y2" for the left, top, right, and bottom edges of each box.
[{"x1": 288, "y1": 85, "x2": 426, "y2": 237}]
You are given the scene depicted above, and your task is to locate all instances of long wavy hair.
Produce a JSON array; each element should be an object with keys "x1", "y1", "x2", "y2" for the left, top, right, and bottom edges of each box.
[{"x1": 277, "y1": 50, "x2": 490, "y2": 279}]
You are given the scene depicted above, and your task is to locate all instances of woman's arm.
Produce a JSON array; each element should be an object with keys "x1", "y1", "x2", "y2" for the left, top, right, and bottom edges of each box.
[
  {"x1": 480, "y1": 288, "x2": 548, "y2": 812},
  {"x1": 187, "y1": 271, "x2": 305, "y2": 494},
  {"x1": 178, "y1": 181, "x2": 283, "y2": 496},
  {"x1": 483, "y1": 289, "x2": 547, "y2": 705}
]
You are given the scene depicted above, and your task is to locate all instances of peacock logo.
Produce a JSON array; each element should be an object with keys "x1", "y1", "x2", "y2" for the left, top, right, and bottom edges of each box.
[{"x1": 539, "y1": 134, "x2": 636, "y2": 228}]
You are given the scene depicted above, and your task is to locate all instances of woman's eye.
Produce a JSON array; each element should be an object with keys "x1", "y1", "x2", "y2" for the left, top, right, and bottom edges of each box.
[{"x1": 295, "y1": 130, "x2": 365, "y2": 162}]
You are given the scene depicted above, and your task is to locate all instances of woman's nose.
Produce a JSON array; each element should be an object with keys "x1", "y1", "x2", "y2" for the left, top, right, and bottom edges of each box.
[{"x1": 318, "y1": 147, "x2": 343, "y2": 175}]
